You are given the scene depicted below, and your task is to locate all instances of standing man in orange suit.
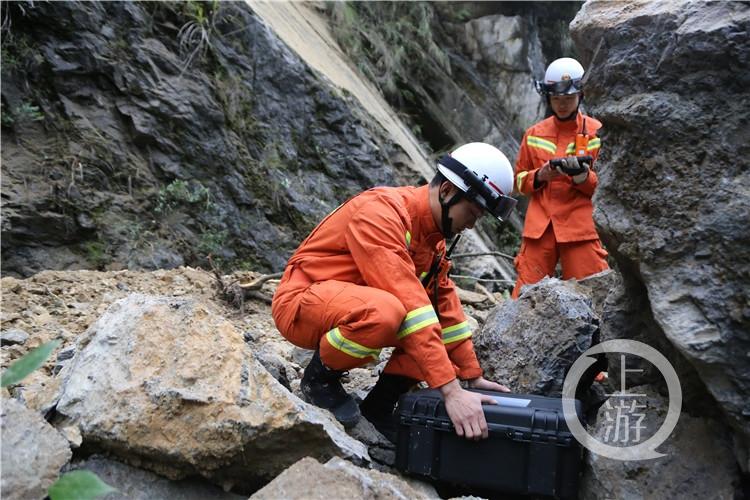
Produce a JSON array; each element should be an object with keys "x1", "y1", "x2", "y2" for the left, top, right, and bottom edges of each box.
[{"x1": 512, "y1": 57, "x2": 609, "y2": 298}]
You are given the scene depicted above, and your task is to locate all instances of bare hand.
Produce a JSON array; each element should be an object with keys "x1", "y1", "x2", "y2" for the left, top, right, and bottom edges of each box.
[
  {"x1": 439, "y1": 379, "x2": 497, "y2": 440},
  {"x1": 468, "y1": 376, "x2": 511, "y2": 393},
  {"x1": 535, "y1": 161, "x2": 561, "y2": 183}
]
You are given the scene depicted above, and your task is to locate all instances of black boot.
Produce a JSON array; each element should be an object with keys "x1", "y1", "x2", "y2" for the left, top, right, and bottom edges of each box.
[
  {"x1": 301, "y1": 350, "x2": 361, "y2": 428},
  {"x1": 360, "y1": 373, "x2": 417, "y2": 443}
]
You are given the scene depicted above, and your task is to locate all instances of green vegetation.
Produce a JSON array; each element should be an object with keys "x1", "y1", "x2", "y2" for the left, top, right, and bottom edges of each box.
[
  {"x1": 213, "y1": 68, "x2": 260, "y2": 141},
  {"x1": 155, "y1": 179, "x2": 213, "y2": 215},
  {"x1": 82, "y1": 240, "x2": 109, "y2": 270},
  {"x1": 328, "y1": 2, "x2": 449, "y2": 104},
  {"x1": 176, "y1": 0, "x2": 221, "y2": 73},
  {"x1": 48, "y1": 470, "x2": 117, "y2": 500},
  {"x1": 0, "y1": 25, "x2": 36, "y2": 72},
  {"x1": 1, "y1": 340, "x2": 61, "y2": 387},
  {"x1": 1, "y1": 100, "x2": 45, "y2": 128},
  {"x1": 481, "y1": 215, "x2": 522, "y2": 257},
  {"x1": 197, "y1": 228, "x2": 228, "y2": 257}
]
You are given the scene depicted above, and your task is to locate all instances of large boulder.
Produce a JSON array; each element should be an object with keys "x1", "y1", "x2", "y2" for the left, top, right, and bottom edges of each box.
[
  {"x1": 571, "y1": 0, "x2": 750, "y2": 467},
  {"x1": 473, "y1": 277, "x2": 601, "y2": 397},
  {"x1": 56, "y1": 294, "x2": 369, "y2": 493},
  {"x1": 580, "y1": 386, "x2": 740, "y2": 499},
  {"x1": 250, "y1": 457, "x2": 438, "y2": 500},
  {"x1": 1, "y1": 398, "x2": 72, "y2": 500}
]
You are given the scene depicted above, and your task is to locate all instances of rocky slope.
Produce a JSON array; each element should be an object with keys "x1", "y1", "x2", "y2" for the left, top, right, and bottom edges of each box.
[
  {"x1": 571, "y1": 0, "x2": 750, "y2": 475},
  {"x1": 2, "y1": 0, "x2": 558, "y2": 286},
  {"x1": 3, "y1": 0, "x2": 749, "y2": 498},
  {"x1": 0, "y1": 266, "x2": 500, "y2": 497},
  {"x1": 1, "y1": 1, "x2": 406, "y2": 278}
]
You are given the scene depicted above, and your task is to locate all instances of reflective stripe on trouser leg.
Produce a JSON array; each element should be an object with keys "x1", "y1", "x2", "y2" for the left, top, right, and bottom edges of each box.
[
  {"x1": 304, "y1": 281, "x2": 405, "y2": 371},
  {"x1": 323, "y1": 327, "x2": 381, "y2": 361}
]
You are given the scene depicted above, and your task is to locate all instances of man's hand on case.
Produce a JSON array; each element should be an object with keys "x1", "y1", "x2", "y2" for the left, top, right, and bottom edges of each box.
[{"x1": 468, "y1": 376, "x2": 511, "y2": 393}]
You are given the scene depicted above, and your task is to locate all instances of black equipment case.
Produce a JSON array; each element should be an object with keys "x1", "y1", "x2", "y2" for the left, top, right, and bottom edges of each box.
[{"x1": 395, "y1": 389, "x2": 583, "y2": 499}]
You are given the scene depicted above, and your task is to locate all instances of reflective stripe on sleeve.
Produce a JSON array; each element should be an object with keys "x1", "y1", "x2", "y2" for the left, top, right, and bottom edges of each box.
[
  {"x1": 516, "y1": 171, "x2": 530, "y2": 191},
  {"x1": 405, "y1": 230, "x2": 412, "y2": 248},
  {"x1": 442, "y1": 321, "x2": 471, "y2": 344},
  {"x1": 587, "y1": 138, "x2": 601, "y2": 151},
  {"x1": 397, "y1": 305, "x2": 439, "y2": 339}
]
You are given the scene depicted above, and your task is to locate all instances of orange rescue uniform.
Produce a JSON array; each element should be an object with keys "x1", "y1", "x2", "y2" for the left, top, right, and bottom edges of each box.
[
  {"x1": 512, "y1": 111, "x2": 609, "y2": 298},
  {"x1": 272, "y1": 185, "x2": 482, "y2": 389}
]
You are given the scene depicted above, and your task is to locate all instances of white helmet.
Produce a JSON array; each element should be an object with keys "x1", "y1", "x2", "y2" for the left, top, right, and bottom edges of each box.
[
  {"x1": 536, "y1": 57, "x2": 585, "y2": 96},
  {"x1": 437, "y1": 142, "x2": 516, "y2": 221}
]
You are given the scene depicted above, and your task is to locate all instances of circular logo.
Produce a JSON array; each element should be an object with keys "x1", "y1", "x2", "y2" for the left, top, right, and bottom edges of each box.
[{"x1": 562, "y1": 339, "x2": 682, "y2": 460}]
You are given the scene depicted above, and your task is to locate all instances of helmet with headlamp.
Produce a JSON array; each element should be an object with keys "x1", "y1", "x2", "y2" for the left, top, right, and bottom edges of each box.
[
  {"x1": 535, "y1": 57, "x2": 585, "y2": 97},
  {"x1": 437, "y1": 142, "x2": 516, "y2": 222}
]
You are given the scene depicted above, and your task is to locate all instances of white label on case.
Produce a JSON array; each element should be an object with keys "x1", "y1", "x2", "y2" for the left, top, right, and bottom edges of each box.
[{"x1": 493, "y1": 397, "x2": 531, "y2": 407}]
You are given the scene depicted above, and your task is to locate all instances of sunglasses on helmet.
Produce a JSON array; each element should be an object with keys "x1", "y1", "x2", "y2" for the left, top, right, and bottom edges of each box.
[
  {"x1": 535, "y1": 78, "x2": 583, "y2": 96},
  {"x1": 438, "y1": 155, "x2": 517, "y2": 221}
]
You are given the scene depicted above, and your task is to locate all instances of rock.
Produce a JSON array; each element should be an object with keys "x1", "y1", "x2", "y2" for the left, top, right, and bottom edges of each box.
[
  {"x1": 458, "y1": 14, "x2": 545, "y2": 131},
  {"x1": 250, "y1": 456, "x2": 438, "y2": 499},
  {"x1": 571, "y1": 0, "x2": 750, "y2": 459},
  {"x1": 450, "y1": 231, "x2": 518, "y2": 287},
  {"x1": 574, "y1": 269, "x2": 619, "y2": 319},
  {"x1": 1, "y1": 1, "x2": 397, "y2": 277},
  {"x1": 347, "y1": 415, "x2": 396, "y2": 468},
  {"x1": 13, "y1": 369, "x2": 63, "y2": 415},
  {"x1": 342, "y1": 367, "x2": 380, "y2": 403},
  {"x1": 0, "y1": 328, "x2": 29, "y2": 346},
  {"x1": 599, "y1": 279, "x2": 719, "y2": 418},
  {"x1": 580, "y1": 386, "x2": 740, "y2": 499},
  {"x1": 252, "y1": 345, "x2": 298, "y2": 391},
  {"x1": 291, "y1": 346, "x2": 314, "y2": 367},
  {"x1": 56, "y1": 293, "x2": 369, "y2": 492},
  {"x1": 53, "y1": 346, "x2": 77, "y2": 375},
  {"x1": 473, "y1": 277, "x2": 601, "y2": 396},
  {"x1": 70, "y1": 455, "x2": 246, "y2": 500},
  {"x1": 456, "y1": 286, "x2": 492, "y2": 306},
  {"x1": 57, "y1": 424, "x2": 83, "y2": 449},
  {"x1": 1, "y1": 398, "x2": 72, "y2": 500}
]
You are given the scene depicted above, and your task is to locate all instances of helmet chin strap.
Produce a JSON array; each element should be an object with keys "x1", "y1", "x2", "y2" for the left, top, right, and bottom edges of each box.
[{"x1": 439, "y1": 190, "x2": 463, "y2": 239}]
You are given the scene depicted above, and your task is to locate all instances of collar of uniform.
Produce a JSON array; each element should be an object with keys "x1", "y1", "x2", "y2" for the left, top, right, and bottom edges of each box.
[
  {"x1": 412, "y1": 184, "x2": 444, "y2": 249},
  {"x1": 552, "y1": 111, "x2": 583, "y2": 132}
]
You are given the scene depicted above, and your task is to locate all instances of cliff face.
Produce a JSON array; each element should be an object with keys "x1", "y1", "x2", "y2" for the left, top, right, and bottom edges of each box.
[
  {"x1": 3, "y1": 1, "x2": 580, "y2": 288},
  {"x1": 3, "y1": 0, "x2": 564, "y2": 287},
  {"x1": 326, "y1": 1, "x2": 583, "y2": 248},
  {"x1": 1, "y1": 1, "x2": 403, "y2": 278},
  {"x1": 571, "y1": 0, "x2": 750, "y2": 471}
]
